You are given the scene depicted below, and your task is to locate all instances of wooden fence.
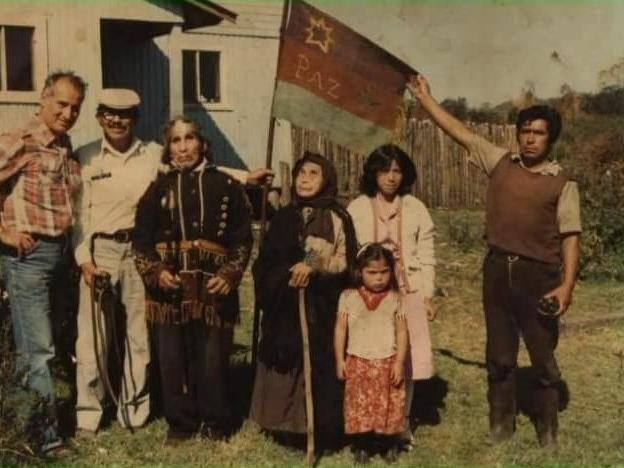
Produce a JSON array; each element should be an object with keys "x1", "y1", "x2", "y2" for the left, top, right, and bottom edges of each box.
[{"x1": 291, "y1": 121, "x2": 518, "y2": 209}]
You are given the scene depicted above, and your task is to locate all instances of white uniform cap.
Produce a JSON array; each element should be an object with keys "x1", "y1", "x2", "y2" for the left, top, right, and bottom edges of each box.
[{"x1": 98, "y1": 88, "x2": 141, "y2": 109}]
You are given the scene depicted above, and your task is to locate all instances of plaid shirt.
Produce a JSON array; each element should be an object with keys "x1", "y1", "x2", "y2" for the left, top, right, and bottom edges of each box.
[{"x1": 0, "y1": 115, "x2": 81, "y2": 236}]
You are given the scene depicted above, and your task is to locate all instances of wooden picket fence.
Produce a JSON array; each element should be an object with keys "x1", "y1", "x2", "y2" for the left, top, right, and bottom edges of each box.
[{"x1": 291, "y1": 120, "x2": 518, "y2": 209}]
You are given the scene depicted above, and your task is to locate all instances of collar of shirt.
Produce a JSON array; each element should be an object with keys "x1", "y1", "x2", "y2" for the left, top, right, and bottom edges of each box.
[
  {"x1": 375, "y1": 192, "x2": 400, "y2": 221},
  {"x1": 511, "y1": 153, "x2": 562, "y2": 176},
  {"x1": 102, "y1": 137, "x2": 143, "y2": 161},
  {"x1": 193, "y1": 158, "x2": 208, "y2": 172},
  {"x1": 22, "y1": 114, "x2": 67, "y2": 148},
  {"x1": 168, "y1": 157, "x2": 211, "y2": 173}
]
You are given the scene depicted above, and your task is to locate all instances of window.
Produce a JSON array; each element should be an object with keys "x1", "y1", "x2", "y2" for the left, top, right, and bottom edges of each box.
[
  {"x1": 0, "y1": 25, "x2": 35, "y2": 92},
  {"x1": 183, "y1": 50, "x2": 223, "y2": 106},
  {"x1": 0, "y1": 18, "x2": 45, "y2": 103}
]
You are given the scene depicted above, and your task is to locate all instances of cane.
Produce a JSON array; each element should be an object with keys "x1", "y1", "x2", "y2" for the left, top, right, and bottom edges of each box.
[{"x1": 298, "y1": 287, "x2": 315, "y2": 466}]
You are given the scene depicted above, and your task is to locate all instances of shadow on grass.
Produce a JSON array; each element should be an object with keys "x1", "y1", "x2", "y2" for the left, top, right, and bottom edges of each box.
[
  {"x1": 436, "y1": 347, "x2": 486, "y2": 369},
  {"x1": 516, "y1": 366, "x2": 570, "y2": 418},
  {"x1": 411, "y1": 376, "x2": 449, "y2": 427},
  {"x1": 432, "y1": 349, "x2": 570, "y2": 427}
]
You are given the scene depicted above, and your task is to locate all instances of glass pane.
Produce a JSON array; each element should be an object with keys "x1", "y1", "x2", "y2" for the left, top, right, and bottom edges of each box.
[
  {"x1": 5, "y1": 26, "x2": 34, "y2": 91},
  {"x1": 198, "y1": 51, "x2": 220, "y2": 103},
  {"x1": 182, "y1": 50, "x2": 197, "y2": 104}
]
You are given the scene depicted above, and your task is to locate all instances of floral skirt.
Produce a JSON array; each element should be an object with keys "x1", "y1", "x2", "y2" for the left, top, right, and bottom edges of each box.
[{"x1": 344, "y1": 354, "x2": 405, "y2": 435}]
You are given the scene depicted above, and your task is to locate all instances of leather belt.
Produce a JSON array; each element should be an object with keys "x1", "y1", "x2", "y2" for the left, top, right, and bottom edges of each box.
[
  {"x1": 93, "y1": 229, "x2": 134, "y2": 243},
  {"x1": 31, "y1": 233, "x2": 67, "y2": 244},
  {"x1": 156, "y1": 239, "x2": 227, "y2": 255}
]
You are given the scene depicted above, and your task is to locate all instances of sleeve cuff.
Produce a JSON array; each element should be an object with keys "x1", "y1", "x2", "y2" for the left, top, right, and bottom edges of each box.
[
  {"x1": 216, "y1": 166, "x2": 248, "y2": 185},
  {"x1": 74, "y1": 245, "x2": 91, "y2": 267}
]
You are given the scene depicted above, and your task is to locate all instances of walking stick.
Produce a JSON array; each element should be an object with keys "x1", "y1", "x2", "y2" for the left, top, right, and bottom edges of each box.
[{"x1": 298, "y1": 287, "x2": 315, "y2": 466}]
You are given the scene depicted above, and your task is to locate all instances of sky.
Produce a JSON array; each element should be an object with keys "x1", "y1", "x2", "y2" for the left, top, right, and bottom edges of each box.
[{"x1": 308, "y1": 1, "x2": 624, "y2": 107}]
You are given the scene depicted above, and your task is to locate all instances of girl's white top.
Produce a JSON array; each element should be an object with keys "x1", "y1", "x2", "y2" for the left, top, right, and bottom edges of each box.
[{"x1": 339, "y1": 289, "x2": 404, "y2": 360}]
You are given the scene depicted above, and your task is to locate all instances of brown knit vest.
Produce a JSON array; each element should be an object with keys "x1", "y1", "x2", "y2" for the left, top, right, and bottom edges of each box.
[{"x1": 486, "y1": 155, "x2": 568, "y2": 264}]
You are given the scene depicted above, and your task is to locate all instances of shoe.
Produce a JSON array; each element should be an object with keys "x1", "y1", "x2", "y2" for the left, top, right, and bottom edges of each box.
[
  {"x1": 489, "y1": 423, "x2": 514, "y2": 444},
  {"x1": 535, "y1": 386, "x2": 559, "y2": 448},
  {"x1": 353, "y1": 448, "x2": 369, "y2": 465},
  {"x1": 40, "y1": 437, "x2": 70, "y2": 457},
  {"x1": 382, "y1": 446, "x2": 399, "y2": 464},
  {"x1": 399, "y1": 429, "x2": 414, "y2": 452},
  {"x1": 201, "y1": 426, "x2": 229, "y2": 441}
]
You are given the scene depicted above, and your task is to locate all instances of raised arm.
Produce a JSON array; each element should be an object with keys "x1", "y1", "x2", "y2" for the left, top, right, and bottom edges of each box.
[
  {"x1": 407, "y1": 74, "x2": 475, "y2": 151},
  {"x1": 216, "y1": 166, "x2": 274, "y2": 186}
]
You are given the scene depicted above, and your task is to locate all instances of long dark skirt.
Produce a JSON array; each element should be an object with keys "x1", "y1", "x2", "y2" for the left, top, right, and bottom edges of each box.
[{"x1": 250, "y1": 293, "x2": 344, "y2": 444}]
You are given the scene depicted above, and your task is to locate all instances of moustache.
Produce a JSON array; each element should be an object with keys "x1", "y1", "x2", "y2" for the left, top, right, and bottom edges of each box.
[{"x1": 106, "y1": 123, "x2": 127, "y2": 129}]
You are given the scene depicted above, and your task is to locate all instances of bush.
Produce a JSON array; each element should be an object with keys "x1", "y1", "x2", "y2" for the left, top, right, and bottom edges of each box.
[
  {"x1": 558, "y1": 114, "x2": 624, "y2": 278},
  {"x1": 443, "y1": 210, "x2": 484, "y2": 253}
]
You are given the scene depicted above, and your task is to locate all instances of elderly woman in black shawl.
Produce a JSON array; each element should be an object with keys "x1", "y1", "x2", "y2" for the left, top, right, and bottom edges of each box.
[{"x1": 250, "y1": 152, "x2": 357, "y2": 449}]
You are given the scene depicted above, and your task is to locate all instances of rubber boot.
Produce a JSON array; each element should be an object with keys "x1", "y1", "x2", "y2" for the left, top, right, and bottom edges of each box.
[
  {"x1": 487, "y1": 374, "x2": 516, "y2": 443},
  {"x1": 534, "y1": 385, "x2": 558, "y2": 448}
]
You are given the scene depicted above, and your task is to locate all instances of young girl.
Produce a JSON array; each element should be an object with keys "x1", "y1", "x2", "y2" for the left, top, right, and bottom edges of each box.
[
  {"x1": 347, "y1": 144, "x2": 436, "y2": 448},
  {"x1": 334, "y1": 243, "x2": 408, "y2": 464},
  {"x1": 250, "y1": 152, "x2": 357, "y2": 450}
]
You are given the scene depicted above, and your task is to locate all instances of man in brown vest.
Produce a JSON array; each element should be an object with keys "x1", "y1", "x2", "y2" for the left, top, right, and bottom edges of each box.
[{"x1": 408, "y1": 75, "x2": 581, "y2": 447}]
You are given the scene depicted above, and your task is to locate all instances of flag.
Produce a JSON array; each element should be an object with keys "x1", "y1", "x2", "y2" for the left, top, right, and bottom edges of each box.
[{"x1": 272, "y1": 0, "x2": 417, "y2": 153}]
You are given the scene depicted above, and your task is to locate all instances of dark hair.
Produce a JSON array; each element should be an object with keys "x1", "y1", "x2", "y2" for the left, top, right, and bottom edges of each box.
[
  {"x1": 161, "y1": 116, "x2": 211, "y2": 164},
  {"x1": 351, "y1": 243, "x2": 399, "y2": 291},
  {"x1": 360, "y1": 144, "x2": 416, "y2": 197},
  {"x1": 515, "y1": 105, "x2": 562, "y2": 145},
  {"x1": 42, "y1": 70, "x2": 87, "y2": 100}
]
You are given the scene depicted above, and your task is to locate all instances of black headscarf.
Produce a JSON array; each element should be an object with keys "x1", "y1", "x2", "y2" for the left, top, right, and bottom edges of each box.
[
  {"x1": 291, "y1": 151, "x2": 338, "y2": 209},
  {"x1": 290, "y1": 152, "x2": 356, "y2": 260}
]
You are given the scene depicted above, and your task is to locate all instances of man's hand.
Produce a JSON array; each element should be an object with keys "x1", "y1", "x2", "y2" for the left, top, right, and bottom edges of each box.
[
  {"x1": 158, "y1": 270, "x2": 180, "y2": 290},
  {"x1": 288, "y1": 262, "x2": 312, "y2": 288},
  {"x1": 246, "y1": 168, "x2": 275, "y2": 186},
  {"x1": 407, "y1": 74, "x2": 431, "y2": 101},
  {"x1": 543, "y1": 284, "x2": 573, "y2": 316},
  {"x1": 0, "y1": 229, "x2": 37, "y2": 257},
  {"x1": 206, "y1": 275, "x2": 231, "y2": 295},
  {"x1": 80, "y1": 262, "x2": 105, "y2": 287},
  {"x1": 424, "y1": 296, "x2": 436, "y2": 321}
]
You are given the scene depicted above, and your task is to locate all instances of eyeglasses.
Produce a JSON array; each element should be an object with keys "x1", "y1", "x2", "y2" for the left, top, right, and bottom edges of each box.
[{"x1": 99, "y1": 110, "x2": 136, "y2": 121}]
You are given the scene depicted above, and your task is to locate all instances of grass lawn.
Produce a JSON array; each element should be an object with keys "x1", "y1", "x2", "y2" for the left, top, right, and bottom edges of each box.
[{"x1": 6, "y1": 210, "x2": 624, "y2": 467}]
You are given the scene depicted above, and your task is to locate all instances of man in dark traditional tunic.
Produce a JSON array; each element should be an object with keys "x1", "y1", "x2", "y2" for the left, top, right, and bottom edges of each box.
[
  {"x1": 133, "y1": 117, "x2": 253, "y2": 443},
  {"x1": 408, "y1": 75, "x2": 581, "y2": 447}
]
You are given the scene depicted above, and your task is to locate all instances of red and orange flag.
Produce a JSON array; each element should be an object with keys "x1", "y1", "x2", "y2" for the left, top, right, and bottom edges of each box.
[{"x1": 272, "y1": 0, "x2": 417, "y2": 153}]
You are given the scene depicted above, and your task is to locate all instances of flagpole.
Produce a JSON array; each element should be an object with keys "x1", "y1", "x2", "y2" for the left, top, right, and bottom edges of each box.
[{"x1": 251, "y1": 0, "x2": 292, "y2": 373}]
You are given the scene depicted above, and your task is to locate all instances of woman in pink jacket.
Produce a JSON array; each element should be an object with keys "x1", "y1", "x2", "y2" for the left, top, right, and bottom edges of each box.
[{"x1": 347, "y1": 144, "x2": 436, "y2": 449}]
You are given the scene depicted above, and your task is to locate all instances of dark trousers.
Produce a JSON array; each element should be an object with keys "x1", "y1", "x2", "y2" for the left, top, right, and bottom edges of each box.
[
  {"x1": 482, "y1": 250, "x2": 561, "y2": 428},
  {"x1": 157, "y1": 322, "x2": 233, "y2": 434}
]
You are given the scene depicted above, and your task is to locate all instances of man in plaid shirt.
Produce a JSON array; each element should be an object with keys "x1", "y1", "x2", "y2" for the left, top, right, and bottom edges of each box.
[{"x1": 0, "y1": 70, "x2": 87, "y2": 453}]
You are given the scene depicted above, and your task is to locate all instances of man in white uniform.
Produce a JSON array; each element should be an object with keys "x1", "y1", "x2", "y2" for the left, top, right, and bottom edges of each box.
[{"x1": 73, "y1": 89, "x2": 270, "y2": 435}]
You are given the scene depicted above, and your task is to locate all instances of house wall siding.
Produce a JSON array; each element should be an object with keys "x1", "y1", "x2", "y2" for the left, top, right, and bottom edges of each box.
[{"x1": 0, "y1": 1, "x2": 291, "y2": 172}]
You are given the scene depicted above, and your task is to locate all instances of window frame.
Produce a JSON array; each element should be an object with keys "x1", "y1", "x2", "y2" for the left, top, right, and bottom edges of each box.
[
  {"x1": 182, "y1": 47, "x2": 232, "y2": 112},
  {"x1": 0, "y1": 17, "x2": 46, "y2": 104}
]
